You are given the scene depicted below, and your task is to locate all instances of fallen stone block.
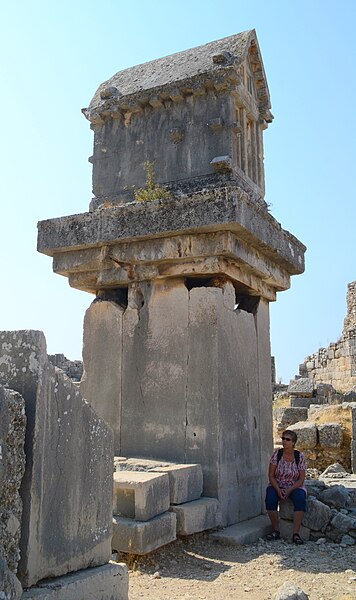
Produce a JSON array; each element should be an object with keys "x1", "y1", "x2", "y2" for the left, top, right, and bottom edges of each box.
[
  {"x1": 113, "y1": 471, "x2": 170, "y2": 521},
  {"x1": 21, "y1": 563, "x2": 128, "y2": 600},
  {"x1": 288, "y1": 378, "x2": 314, "y2": 397},
  {"x1": 304, "y1": 480, "x2": 327, "y2": 500},
  {"x1": 320, "y1": 463, "x2": 348, "y2": 477},
  {"x1": 279, "y1": 497, "x2": 331, "y2": 531},
  {"x1": 319, "y1": 485, "x2": 351, "y2": 509},
  {"x1": 330, "y1": 511, "x2": 356, "y2": 533},
  {"x1": 302, "y1": 497, "x2": 332, "y2": 531},
  {"x1": 170, "y1": 497, "x2": 221, "y2": 535},
  {"x1": 288, "y1": 421, "x2": 317, "y2": 448},
  {"x1": 273, "y1": 582, "x2": 309, "y2": 600},
  {"x1": 274, "y1": 407, "x2": 308, "y2": 429},
  {"x1": 151, "y1": 464, "x2": 203, "y2": 504},
  {"x1": 279, "y1": 518, "x2": 310, "y2": 542},
  {"x1": 318, "y1": 423, "x2": 343, "y2": 448},
  {"x1": 112, "y1": 512, "x2": 176, "y2": 554}
]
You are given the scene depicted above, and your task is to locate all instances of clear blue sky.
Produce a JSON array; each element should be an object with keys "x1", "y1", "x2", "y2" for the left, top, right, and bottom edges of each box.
[{"x1": 1, "y1": 0, "x2": 355, "y2": 383}]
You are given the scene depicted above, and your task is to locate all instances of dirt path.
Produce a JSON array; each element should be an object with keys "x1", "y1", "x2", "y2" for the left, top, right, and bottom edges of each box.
[{"x1": 116, "y1": 533, "x2": 356, "y2": 600}]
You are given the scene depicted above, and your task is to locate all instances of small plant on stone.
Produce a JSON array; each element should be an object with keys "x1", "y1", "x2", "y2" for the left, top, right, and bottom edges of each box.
[{"x1": 134, "y1": 161, "x2": 171, "y2": 202}]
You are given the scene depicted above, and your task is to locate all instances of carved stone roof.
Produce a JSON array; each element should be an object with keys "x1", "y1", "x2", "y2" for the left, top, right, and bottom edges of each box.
[{"x1": 85, "y1": 29, "x2": 272, "y2": 124}]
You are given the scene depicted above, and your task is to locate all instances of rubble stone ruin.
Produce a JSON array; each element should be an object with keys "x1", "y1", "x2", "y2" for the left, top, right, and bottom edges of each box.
[
  {"x1": 37, "y1": 30, "x2": 306, "y2": 529},
  {"x1": 299, "y1": 281, "x2": 356, "y2": 393}
]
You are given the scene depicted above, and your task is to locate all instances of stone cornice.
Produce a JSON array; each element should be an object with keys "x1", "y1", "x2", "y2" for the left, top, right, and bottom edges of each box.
[{"x1": 37, "y1": 185, "x2": 305, "y2": 278}]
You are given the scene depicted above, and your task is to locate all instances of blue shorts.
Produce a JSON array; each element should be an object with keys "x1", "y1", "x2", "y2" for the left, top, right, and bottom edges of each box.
[{"x1": 265, "y1": 485, "x2": 306, "y2": 512}]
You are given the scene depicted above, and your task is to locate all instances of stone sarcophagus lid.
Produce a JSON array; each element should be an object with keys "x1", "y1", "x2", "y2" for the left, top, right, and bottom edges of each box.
[
  {"x1": 37, "y1": 31, "x2": 306, "y2": 526},
  {"x1": 83, "y1": 29, "x2": 273, "y2": 210}
]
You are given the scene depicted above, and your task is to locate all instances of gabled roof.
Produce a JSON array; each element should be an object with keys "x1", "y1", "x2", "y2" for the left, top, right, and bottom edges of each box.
[{"x1": 85, "y1": 30, "x2": 272, "y2": 123}]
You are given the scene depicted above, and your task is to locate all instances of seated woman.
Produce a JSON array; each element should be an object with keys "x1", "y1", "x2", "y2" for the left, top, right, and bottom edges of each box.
[{"x1": 265, "y1": 429, "x2": 307, "y2": 545}]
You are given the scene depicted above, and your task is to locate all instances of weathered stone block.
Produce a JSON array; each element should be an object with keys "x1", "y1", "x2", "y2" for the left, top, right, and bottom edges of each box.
[
  {"x1": 319, "y1": 485, "x2": 351, "y2": 509},
  {"x1": 170, "y1": 497, "x2": 222, "y2": 535},
  {"x1": 21, "y1": 563, "x2": 128, "y2": 600},
  {"x1": 81, "y1": 300, "x2": 124, "y2": 454},
  {"x1": 290, "y1": 397, "x2": 313, "y2": 408},
  {"x1": 112, "y1": 512, "x2": 176, "y2": 555},
  {"x1": 302, "y1": 497, "x2": 332, "y2": 531},
  {"x1": 279, "y1": 518, "x2": 310, "y2": 542},
  {"x1": 287, "y1": 378, "x2": 314, "y2": 397},
  {"x1": 0, "y1": 387, "x2": 26, "y2": 574},
  {"x1": 151, "y1": 464, "x2": 203, "y2": 504},
  {"x1": 274, "y1": 407, "x2": 308, "y2": 428},
  {"x1": 113, "y1": 471, "x2": 170, "y2": 521},
  {"x1": 330, "y1": 511, "x2": 356, "y2": 534},
  {"x1": 289, "y1": 421, "x2": 318, "y2": 448},
  {"x1": 0, "y1": 330, "x2": 113, "y2": 588},
  {"x1": 116, "y1": 457, "x2": 172, "y2": 472},
  {"x1": 318, "y1": 422, "x2": 343, "y2": 448},
  {"x1": 320, "y1": 463, "x2": 348, "y2": 477},
  {"x1": 274, "y1": 582, "x2": 309, "y2": 600}
]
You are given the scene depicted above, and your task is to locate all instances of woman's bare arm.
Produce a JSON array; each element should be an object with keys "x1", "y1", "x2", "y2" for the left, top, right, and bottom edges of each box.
[{"x1": 268, "y1": 463, "x2": 284, "y2": 499}]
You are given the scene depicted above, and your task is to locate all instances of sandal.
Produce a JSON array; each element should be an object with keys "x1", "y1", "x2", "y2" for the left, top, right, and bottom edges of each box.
[
  {"x1": 266, "y1": 530, "x2": 280, "y2": 541},
  {"x1": 292, "y1": 533, "x2": 304, "y2": 545}
]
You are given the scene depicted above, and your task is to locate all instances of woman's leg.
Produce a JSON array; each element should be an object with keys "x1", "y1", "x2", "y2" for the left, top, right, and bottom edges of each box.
[
  {"x1": 265, "y1": 486, "x2": 279, "y2": 531},
  {"x1": 289, "y1": 489, "x2": 306, "y2": 535}
]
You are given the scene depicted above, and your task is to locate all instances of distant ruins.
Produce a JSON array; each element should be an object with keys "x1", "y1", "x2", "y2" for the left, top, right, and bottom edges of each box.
[
  {"x1": 299, "y1": 281, "x2": 356, "y2": 393},
  {"x1": 1, "y1": 30, "x2": 307, "y2": 598}
]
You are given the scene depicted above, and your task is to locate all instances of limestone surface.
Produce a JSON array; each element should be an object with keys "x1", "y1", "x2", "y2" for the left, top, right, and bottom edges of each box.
[
  {"x1": 288, "y1": 421, "x2": 317, "y2": 448},
  {"x1": 318, "y1": 422, "x2": 343, "y2": 448},
  {"x1": 113, "y1": 471, "x2": 170, "y2": 521},
  {"x1": 0, "y1": 330, "x2": 114, "y2": 588},
  {"x1": 21, "y1": 563, "x2": 128, "y2": 600},
  {"x1": 0, "y1": 386, "x2": 26, "y2": 574},
  {"x1": 112, "y1": 512, "x2": 176, "y2": 555},
  {"x1": 0, "y1": 558, "x2": 22, "y2": 600},
  {"x1": 170, "y1": 497, "x2": 222, "y2": 536}
]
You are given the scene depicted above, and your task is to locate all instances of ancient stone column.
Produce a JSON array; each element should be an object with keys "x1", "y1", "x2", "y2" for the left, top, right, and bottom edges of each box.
[{"x1": 37, "y1": 30, "x2": 306, "y2": 525}]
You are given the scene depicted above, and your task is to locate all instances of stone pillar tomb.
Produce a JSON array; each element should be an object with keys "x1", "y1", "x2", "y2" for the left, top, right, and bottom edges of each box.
[{"x1": 37, "y1": 30, "x2": 306, "y2": 525}]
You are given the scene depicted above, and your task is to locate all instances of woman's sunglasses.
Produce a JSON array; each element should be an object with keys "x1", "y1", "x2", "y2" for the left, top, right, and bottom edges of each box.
[{"x1": 281, "y1": 437, "x2": 292, "y2": 441}]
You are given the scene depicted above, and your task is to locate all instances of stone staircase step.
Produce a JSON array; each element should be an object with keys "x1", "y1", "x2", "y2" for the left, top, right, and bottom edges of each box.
[{"x1": 211, "y1": 514, "x2": 272, "y2": 545}]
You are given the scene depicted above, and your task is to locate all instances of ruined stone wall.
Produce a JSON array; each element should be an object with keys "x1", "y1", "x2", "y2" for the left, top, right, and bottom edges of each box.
[
  {"x1": 299, "y1": 282, "x2": 356, "y2": 393},
  {"x1": 343, "y1": 281, "x2": 356, "y2": 337},
  {"x1": 48, "y1": 353, "x2": 83, "y2": 382}
]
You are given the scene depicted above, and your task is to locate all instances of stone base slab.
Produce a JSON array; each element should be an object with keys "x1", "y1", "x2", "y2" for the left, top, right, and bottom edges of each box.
[
  {"x1": 170, "y1": 497, "x2": 221, "y2": 535},
  {"x1": 21, "y1": 563, "x2": 128, "y2": 600},
  {"x1": 211, "y1": 514, "x2": 272, "y2": 545},
  {"x1": 112, "y1": 512, "x2": 176, "y2": 555}
]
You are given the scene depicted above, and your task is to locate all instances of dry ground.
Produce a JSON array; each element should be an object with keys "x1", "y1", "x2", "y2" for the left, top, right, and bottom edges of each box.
[{"x1": 116, "y1": 533, "x2": 356, "y2": 600}]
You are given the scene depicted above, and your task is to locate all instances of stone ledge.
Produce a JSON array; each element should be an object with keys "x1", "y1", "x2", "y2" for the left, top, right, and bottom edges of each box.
[
  {"x1": 37, "y1": 186, "x2": 305, "y2": 278},
  {"x1": 21, "y1": 563, "x2": 128, "y2": 600}
]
